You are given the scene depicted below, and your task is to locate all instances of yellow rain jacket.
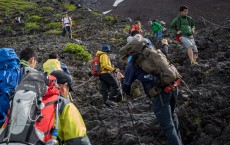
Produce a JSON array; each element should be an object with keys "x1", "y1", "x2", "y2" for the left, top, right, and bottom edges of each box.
[
  {"x1": 58, "y1": 97, "x2": 91, "y2": 145},
  {"x1": 43, "y1": 59, "x2": 62, "y2": 74},
  {"x1": 96, "y1": 51, "x2": 116, "y2": 74}
]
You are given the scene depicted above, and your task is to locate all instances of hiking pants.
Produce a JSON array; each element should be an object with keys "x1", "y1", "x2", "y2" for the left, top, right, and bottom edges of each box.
[
  {"x1": 62, "y1": 26, "x2": 72, "y2": 38},
  {"x1": 152, "y1": 88, "x2": 182, "y2": 145},
  {"x1": 99, "y1": 73, "x2": 119, "y2": 102}
]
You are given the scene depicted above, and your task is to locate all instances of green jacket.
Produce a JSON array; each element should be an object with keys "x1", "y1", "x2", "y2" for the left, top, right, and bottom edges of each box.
[
  {"x1": 151, "y1": 21, "x2": 163, "y2": 34},
  {"x1": 170, "y1": 15, "x2": 195, "y2": 36}
]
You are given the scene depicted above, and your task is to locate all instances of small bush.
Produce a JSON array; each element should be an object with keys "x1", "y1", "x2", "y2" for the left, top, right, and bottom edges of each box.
[
  {"x1": 44, "y1": 29, "x2": 62, "y2": 35},
  {"x1": 104, "y1": 16, "x2": 115, "y2": 21},
  {"x1": 91, "y1": 11, "x2": 101, "y2": 17},
  {"x1": 25, "y1": 22, "x2": 40, "y2": 32},
  {"x1": 64, "y1": 43, "x2": 92, "y2": 62},
  {"x1": 63, "y1": 3, "x2": 76, "y2": 11},
  {"x1": 45, "y1": 22, "x2": 61, "y2": 29},
  {"x1": 29, "y1": 15, "x2": 42, "y2": 23},
  {"x1": 123, "y1": 25, "x2": 131, "y2": 33}
]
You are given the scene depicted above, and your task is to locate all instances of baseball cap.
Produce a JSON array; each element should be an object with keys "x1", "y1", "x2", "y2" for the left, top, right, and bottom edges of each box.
[
  {"x1": 50, "y1": 70, "x2": 73, "y2": 91},
  {"x1": 101, "y1": 45, "x2": 111, "y2": 52}
]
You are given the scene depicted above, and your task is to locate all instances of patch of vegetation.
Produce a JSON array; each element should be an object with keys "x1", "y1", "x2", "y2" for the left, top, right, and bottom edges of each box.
[
  {"x1": 45, "y1": 22, "x2": 61, "y2": 29},
  {"x1": 0, "y1": 0, "x2": 36, "y2": 15},
  {"x1": 193, "y1": 117, "x2": 202, "y2": 126},
  {"x1": 25, "y1": 22, "x2": 40, "y2": 32},
  {"x1": 44, "y1": 29, "x2": 62, "y2": 35},
  {"x1": 91, "y1": 11, "x2": 101, "y2": 17},
  {"x1": 104, "y1": 15, "x2": 115, "y2": 21},
  {"x1": 29, "y1": 15, "x2": 42, "y2": 23},
  {"x1": 63, "y1": 3, "x2": 76, "y2": 12},
  {"x1": 5, "y1": 26, "x2": 12, "y2": 31},
  {"x1": 64, "y1": 43, "x2": 92, "y2": 62},
  {"x1": 0, "y1": 19, "x2": 3, "y2": 25},
  {"x1": 40, "y1": 6, "x2": 53, "y2": 11},
  {"x1": 123, "y1": 25, "x2": 131, "y2": 33}
]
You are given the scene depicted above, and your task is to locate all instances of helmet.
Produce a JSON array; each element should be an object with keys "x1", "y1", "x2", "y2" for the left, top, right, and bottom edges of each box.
[{"x1": 101, "y1": 45, "x2": 111, "y2": 52}]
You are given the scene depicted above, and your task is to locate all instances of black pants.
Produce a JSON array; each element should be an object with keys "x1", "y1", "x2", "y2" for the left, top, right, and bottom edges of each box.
[
  {"x1": 99, "y1": 73, "x2": 119, "y2": 102},
  {"x1": 62, "y1": 26, "x2": 72, "y2": 38}
]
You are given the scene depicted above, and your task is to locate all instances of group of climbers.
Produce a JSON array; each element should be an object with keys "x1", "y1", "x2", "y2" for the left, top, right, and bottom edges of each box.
[
  {"x1": 0, "y1": 4, "x2": 198, "y2": 145},
  {"x1": 0, "y1": 48, "x2": 91, "y2": 145}
]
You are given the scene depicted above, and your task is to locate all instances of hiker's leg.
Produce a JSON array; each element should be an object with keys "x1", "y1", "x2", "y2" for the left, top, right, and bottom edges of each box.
[
  {"x1": 62, "y1": 27, "x2": 66, "y2": 37},
  {"x1": 180, "y1": 37, "x2": 194, "y2": 64},
  {"x1": 156, "y1": 30, "x2": 163, "y2": 41},
  {"x1": 153, "y1": 92, "x2": 183, "y2": 145},
  {"x1": 99, "y1": 74, "x2": 109, "y2": 102},
  {"x1": 190, "y1": 38, "x2": 198, "y2": 62},
  {"x1": 170, "y1": 88, "x2": 182, "y2": 141},
  {"x1": 66, "y1": 26, "x2": 72, "y2": 39},
  {"x1": 105, "y1": 73, "x2": 119, "y2": 99}
]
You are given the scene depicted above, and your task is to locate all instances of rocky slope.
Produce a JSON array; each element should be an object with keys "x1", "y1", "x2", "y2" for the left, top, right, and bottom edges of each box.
[{"x1": 0, "y1": 1, "x2": 230, "y2": 145}]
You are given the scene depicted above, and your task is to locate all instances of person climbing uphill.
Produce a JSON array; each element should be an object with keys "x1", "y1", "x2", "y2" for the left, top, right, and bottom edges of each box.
[
  {"x1": 148, "y1": 20, "x2": 164, "y2": 41},
  {"x1": 170, "y1": 5, "x2": 198, "y2": 65},
  {"x1": 96, "y1": 45, "x2": 121, "y2": 107}
]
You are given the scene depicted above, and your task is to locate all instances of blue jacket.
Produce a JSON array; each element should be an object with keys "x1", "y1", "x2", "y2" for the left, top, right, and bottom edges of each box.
[{"x1": 124, "y1": 60, "x2": 157, "y2": 94}]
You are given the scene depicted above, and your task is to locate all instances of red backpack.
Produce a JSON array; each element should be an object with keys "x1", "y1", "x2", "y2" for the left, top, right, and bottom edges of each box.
[
  {"x1": 0, "y1": 72, "x2": 59, "y2": 144},
  {"x1": 91, "y1": 55, "x2": 101, "y2": 77}
]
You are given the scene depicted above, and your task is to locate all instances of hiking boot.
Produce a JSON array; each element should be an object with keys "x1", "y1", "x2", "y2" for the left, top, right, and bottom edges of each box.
[{"x1": 105, "y1": 100, "x2": 118, "y2": 107}]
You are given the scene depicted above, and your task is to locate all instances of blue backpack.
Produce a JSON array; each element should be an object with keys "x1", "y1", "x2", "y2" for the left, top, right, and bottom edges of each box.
[{"x1": 0, "y1": 48, "x2": 20, "y2": 124}]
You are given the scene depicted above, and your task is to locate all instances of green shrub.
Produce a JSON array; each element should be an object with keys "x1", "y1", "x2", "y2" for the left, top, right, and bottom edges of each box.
[
  {"x1": 45, "y1": 22, "x2": 61, "y2": 29},
  {"x1": 63, "y1": 3, "x2": 76, "y2": 11},
  {"x1": 0, "y1": 19, "x2": 3, "y2": 25},
  {"x1": 91, "y1": 11, "x2": 101, "y2": 17},
  {"x1": 123, "y1": 25, "x2": 131, "y2": 33},
  {"x1": 44, "y1": 29, "x2": 62, "y2": 35},
  {"x1": 64, "y1": 43, "x2": 92, "y2": 62},
  {"x1": 104, "y1": 16, "x2": 115, "y2": 21},
  {"x1": 25, "y1": 22, "x2": 40, "y2": 32},
  {"x1": 41, "y1": 6, "x2": 53, "y2": 11},
  {"x1": 29, "y1": 15, "x2": 42, "y2": 23}
]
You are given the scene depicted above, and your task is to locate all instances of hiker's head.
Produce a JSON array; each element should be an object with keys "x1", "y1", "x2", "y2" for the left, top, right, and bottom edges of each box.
[
  {"x1": 63, "y1": 12, "x2": 68, "y2": 16},
  {"x1": 51, "y1": 70, "x2": 73, "y2": 98},
  {"x1": 101, "y1": 45, "x2": 111, "y2": 52},
  {"x1": 134, "y1": 21, "x2": 141, "y2": 28},
  {"x1": 180, "y1": 5, "x2": 189, "y2": 16},
  {"x1": 20, "y1": 47, "x2": 37, "y2": 68},
  {"x1": 130, "y1": 30, "x2": 140, "y2": 37},
  {"x1": 148, "y1": 21, "x2": 153, "y2": 26},
  {"x1": 49, "y1": 52, "x2": 59, "y2": 59}
]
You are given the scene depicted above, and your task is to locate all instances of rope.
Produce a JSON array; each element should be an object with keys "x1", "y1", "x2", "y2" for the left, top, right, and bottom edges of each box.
[
  {"x1": 74, "y1": 76, "x2": 94, "y2": 89},
  {"x1": 200, "y1": 17, "x2": 230, "y2": 29}
]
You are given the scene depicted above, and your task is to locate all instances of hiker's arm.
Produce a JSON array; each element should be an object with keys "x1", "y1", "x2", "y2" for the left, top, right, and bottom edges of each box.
[
  {"x1": 100, "y1": 54, "x2": 116, "y2": 72},
  {"x1": 170, "y1": 18, "x2": 178, "y2": 34},
  {"x1": 70, "y1": 17, "x2": 73, "y2": 27},
  {"x1": 190, "y1": 18, "x2": 195, "y2": 33},
  {"x1": 62, "y1": 18, "x2": 64, "y2": 27},
  {"x1": 60, "y1": 103, "x2": 91, "y2": 145}
]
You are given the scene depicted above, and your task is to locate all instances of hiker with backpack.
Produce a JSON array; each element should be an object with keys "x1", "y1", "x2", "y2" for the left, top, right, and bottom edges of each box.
[
  {"x1": 170, "y1": 5, "x2": 198, "y2": 65},
  {"x1": 130, "y1": 21, "x2": 143, "y2": 35},
  {"x1": 43, "y1": 52, "x2": 72, "y2": 77},
  {"x1": 62, "y1": 12, "x2": 72, "y2": 39},
  {"x1": 96, "y1": 45, "x2": 121, "y2": 107},
  {"x1": 50, "y1": 70, "x2": 91, "y2": 145},
  {"x1": 0, "y1": 70, "x2": 91, "y2": 145},
  {"x1": 119, "y1": 38, "x2": 183, "y2": 145},
  {"x1": 148, "y1": 20, "x2": 164, "y2": 41}
]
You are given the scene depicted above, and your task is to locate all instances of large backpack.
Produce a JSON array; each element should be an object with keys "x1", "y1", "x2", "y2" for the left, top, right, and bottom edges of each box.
[
  {"x1": 119, "y1": 38, "x2": 181, "y2": 86},
  {"x1": 91, "y1": 56, "x2": 101, "y2": 77},
  {"x1": 0, "y1": 72, "x2": 59, "y2": 145},
  {"x1": 0, "y1": 48, "x2": 20, "y2": 124}
]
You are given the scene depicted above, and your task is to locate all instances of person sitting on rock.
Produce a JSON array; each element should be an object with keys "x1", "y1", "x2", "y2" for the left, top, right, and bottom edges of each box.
[
  {"x1": 61, "y1": 12, "x2": 72, "y2": 39},
  {"x1": 130, "y1": 21, "x2": 143, "y2": 35},
  {"x1": 50, "y1": 70, "x2": 91, "y2": 145},
  {"x1": 96, "y1": 45, "x2": 120, "y2": 107},
  {"x1": 170, "y1": 5, "x2": 198, "y2": 65}
]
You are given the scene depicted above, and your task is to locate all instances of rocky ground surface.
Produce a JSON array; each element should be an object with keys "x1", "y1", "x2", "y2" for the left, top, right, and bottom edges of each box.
[{"x1": 0, "y1": 1, "x2": 230, "y2": 145}]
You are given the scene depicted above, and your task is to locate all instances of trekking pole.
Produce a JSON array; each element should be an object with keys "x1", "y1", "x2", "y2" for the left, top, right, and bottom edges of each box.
[
  {"x1": 179, "y1": 78, "x2": 194, "y2": 96},
  {"x1": 126, "y1": 102, "x2": 142, "y2": 145}
]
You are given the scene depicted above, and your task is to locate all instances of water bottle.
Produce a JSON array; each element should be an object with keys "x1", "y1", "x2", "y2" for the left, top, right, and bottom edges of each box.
[
  {"x1": 46, "y1": 136, "x2": 59, "y2": 145},
  {"x1": 95, "y1": 62, "x2": 99, "y2": 71},
  {"x1": 46, "y1": 130, "x2": 59, "y2": 145}
]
